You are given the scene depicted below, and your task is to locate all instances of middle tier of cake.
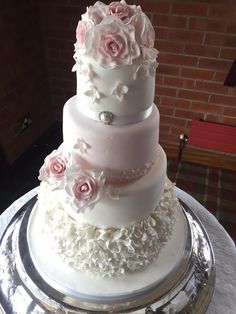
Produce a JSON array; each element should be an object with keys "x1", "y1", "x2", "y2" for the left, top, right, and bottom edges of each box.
[
  {"x1": 63, "y1": 95, "x2": 160, "y2": 181},
  {"x1": 38, "y1": 144, "x2": 167, "y2": 228}
]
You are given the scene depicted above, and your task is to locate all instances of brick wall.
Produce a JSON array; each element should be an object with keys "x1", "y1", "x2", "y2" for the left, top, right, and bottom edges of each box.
[
  {"x1": 0, "y1": 0, "x2": 52, "y2": 165},
  {"x1": 143, "y1": 0, "x2": 236, "y2": 150},
  {"x1": 37, "y1": 0, "x2": 236, "y2": 154}
]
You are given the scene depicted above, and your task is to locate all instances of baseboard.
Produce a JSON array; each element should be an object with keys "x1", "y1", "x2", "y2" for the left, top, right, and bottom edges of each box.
[{"x1": 161, "y1": 142, "x2": 236, "y2": 171}]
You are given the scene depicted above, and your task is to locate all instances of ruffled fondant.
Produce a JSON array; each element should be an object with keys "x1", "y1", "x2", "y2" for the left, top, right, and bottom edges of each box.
[{"x1": 38, "y1": 179, "x2": 178, "y2": 277}]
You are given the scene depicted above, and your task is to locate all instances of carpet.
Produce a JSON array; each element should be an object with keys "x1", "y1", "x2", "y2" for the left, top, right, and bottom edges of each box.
[{"x1": 167, "y1": 159, "x2": 236, "y2": 242}]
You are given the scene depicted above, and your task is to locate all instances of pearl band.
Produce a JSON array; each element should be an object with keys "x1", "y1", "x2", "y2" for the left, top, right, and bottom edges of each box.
[{"x1": 77, "y1": 104, "x2": 154, "y2": 125}]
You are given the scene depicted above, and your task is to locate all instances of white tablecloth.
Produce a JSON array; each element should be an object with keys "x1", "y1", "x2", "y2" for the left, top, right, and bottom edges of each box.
[{"x1": 0, "y1": 187, "x2": 236, "y2": 314}]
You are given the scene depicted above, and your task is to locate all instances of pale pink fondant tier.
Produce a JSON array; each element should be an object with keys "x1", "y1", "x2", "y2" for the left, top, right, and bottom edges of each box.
[
  {"x1": 63, "y1": 95, "x2": 160, "y2": 180},
  {"x1": 54, "y1": 147, "x2": 167, "y2": 228}
]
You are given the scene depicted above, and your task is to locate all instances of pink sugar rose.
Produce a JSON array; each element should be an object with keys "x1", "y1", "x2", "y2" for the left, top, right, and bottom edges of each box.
[
  {"x1": 64, "y1": 166, "x2": 105, "y2": 212},
  {"x1": 76, "y1": 20, "x2": 93, "y2": 49},
  {"x1": 85, "y1": 16, "x2": 140, "y2": 68},
  {"x1": 106, "y1": 1, "x2": 130, "y2": 22},
  {"x1": 38, "y1": 148, "x2": 70, "y2": 189},
  {"x1": 48, "y1": 156, "x2": 67, "y2": 178},
  {"x1": 73, "y1": 176, "x2": 98, "y2": 202}
]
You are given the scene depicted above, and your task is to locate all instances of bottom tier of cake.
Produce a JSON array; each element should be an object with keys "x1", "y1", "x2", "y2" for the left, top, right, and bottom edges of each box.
[{"x1": 29, "y1": 179, "x2": 179, "y2": 277}]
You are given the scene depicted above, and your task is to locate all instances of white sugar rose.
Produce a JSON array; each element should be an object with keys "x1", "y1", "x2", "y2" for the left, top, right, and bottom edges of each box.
[
  {"x1": 38, "y1": 148, "x2": 70, "y2": 189},
  {"x1": 130, "y1": 13, "x2": 155, "y2": 48},
  {"x1": 64, "y1": 166, "x2": 105, "y2": 213},
  {"x1": 81, "y1": 2, "x2": 106, "y2": 25},
  {"x1": 85, "y1": 16, "x2": 140, "y2": 68}
]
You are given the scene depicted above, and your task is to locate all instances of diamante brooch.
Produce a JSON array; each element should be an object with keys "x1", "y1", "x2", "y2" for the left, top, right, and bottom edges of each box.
[{"x1": 99, "y1": 111, "x2": 114, "y2": 125}]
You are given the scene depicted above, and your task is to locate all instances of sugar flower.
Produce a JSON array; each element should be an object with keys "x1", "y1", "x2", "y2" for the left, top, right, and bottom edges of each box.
[
  {"x1": 85, "y1": 16, "x2": 140, "y2": 69},
  {"x1": 64, "y1": 166, "x2": 105, "y2": 213},
  {"x1": 38, "y1": 148, "x2": 70, "y2": 189},
  {"x1": 111, "y1": 81, "x2": 128, "y2": 101}
]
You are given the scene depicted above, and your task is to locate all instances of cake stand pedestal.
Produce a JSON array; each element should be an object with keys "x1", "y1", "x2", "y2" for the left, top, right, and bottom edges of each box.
[{"x1": 0, "y1": 196, "x2": 215, "y2": 314}]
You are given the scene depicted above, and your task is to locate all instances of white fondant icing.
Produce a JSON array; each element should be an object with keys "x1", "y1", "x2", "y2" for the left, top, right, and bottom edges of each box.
[
  {"x1": 34, "y1": 179, "x2": 178, "y2": 278},
  {"x1": 63, "y1": 96, "x2": 160, "y2": 180},
  {"x1": 76, "y1": 55, "x2": 155, "y2": 117}
]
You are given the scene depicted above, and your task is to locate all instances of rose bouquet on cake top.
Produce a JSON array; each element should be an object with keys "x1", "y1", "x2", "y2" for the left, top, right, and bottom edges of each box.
[{"x1": 73, "y1": 0, "x2": 158, "y2": 70}]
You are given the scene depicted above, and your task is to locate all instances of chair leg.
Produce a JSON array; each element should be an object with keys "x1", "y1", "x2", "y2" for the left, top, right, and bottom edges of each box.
[{"x1": 178, "y1": 134, "x2": 188, "y2": 162}]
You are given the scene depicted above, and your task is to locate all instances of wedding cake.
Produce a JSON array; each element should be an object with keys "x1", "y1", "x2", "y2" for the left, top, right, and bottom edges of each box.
[{"x1": 27, "y1": 0, "x2": 186, "y2": 295}]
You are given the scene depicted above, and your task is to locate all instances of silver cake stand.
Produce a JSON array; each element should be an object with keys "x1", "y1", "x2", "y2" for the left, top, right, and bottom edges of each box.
[{"x1": 0, "y1": 196, "x2": 215, "y2": 314}]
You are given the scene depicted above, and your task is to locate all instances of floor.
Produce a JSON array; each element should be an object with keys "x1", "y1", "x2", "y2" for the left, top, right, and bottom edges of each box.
[{"x1": 1, "y1": 123, "x2": 235, "y2": 241}]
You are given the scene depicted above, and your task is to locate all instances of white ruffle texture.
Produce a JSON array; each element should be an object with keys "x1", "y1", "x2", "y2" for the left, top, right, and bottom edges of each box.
[{"x1": 40, "y1": 179, "x2": 178, "y2": 277}]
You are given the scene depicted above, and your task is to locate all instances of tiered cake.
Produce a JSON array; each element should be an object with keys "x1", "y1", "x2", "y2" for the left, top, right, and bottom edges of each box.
[{"x1": 27, "y1": 0, "x2": 186, "y2": 299}]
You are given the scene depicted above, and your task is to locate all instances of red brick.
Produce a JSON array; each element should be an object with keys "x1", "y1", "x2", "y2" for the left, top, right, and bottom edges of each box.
[
  {"x1": 184, "y1": 44, "x2": 219, "y2": 58},
  {"x1": 159, "y1": 53, "x2": 198, "y2": 67},
  {"x1": 226, "y1": 22, "x2": 236, "y2": 34},
  {"x1": 168, "y1": 29, "x2": 203, "y2": 43},
  {"x1": 181, "y1": 67, "x2": 214, "y2": 80},
  {"x1": 153, "y1": 14, "x2": 187, "y2": 28},
  {"x1": 158, "y1": 64, "x2": 180, "y2": 76},
  {"x1": 208, "y1": 5, "x2": 236, "y2": 19},
  {"x1": 178, "y1": 89, "x2": 209, "y2": 102},
  {"x1": 224, "y1": 106, "x2": 236, "y2": 116},
  {"x1": 164, "y1": 76, "x2": 195, "y2": 89},
  {"x1": 204, "y1": 114, "x2": 223, "y2": 124},
  {"x1": 158, "y1": 105, "x2": 174, "y2": 116},
  {"x1": 140, "y1": 1, "x2": 170, "y2": 14},
  {"x1": 159, "y1": 132, "x2": 179, "y2": 144},
  {"x1": 205, "y1": 33, "x2": 236, "y2": 48},
  {"x1": 195, "y1": 81, "x2": 229, "y2": 95},
  {"x1": 158, "y1": 124, "x2": 171, "y2": 134},
  {"x1": 228, "y1": 87, "x2": 236, "y2": 96},
  {"x1": 210, "y1": 94, "x2": 236, "y2": 106},
  {"x1": 155, "y1": 27, "x2": 169, "y2": 40},
  {"x1": 161, "y1": 96, "x2": 191, "y2": 109},
  {"x1": 172, "y1": 2, "x2": 208, "y2": 17},
  {"x1": 156, "y1": 74, "x2": 164, "y2": 85},
  {"x1": 160, "y1": 115, "x2": 187, "y2": 127},
  {"x1": 188, "y1": 17, "x2": 207, "y2": 31},
  {"x1": 213, "y1": 71, "x2": 228, "y2": 83},
  {"x1": 170, "y1": 126, "x2": 189, "y2": 136},
  {"x1": 221, "y1": 116, "x2": 236, "y2": 126},
  {"x1": 220, "y1": 48, "x2": 236, "y2": 60},
  {"x1": 191, "y1": 102, "x2": 223, "y2": 114},
  {"x1": 199, "y1": 58, "x2": 232, "y2": 72},
  {"x1": 157, "y1": 40, "x2": 184, "y2": 53},
  {"x1": 175, "y1": 109, "x2": 204, "y2": 120},
  {"x1": 156, "y1": 85, "x2": 177, "y2": 97},
  {"x1": 189, "y1": 17, "x2": 226, "y2": 32},
  {"x1": 154, "y1": 95, "x2": 161, "y2": 104}
]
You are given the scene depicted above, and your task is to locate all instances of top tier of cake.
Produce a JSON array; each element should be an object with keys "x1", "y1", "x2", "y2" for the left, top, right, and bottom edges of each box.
[{"x1": 73, "y1": 1, "x2": 158, "y2": 124}]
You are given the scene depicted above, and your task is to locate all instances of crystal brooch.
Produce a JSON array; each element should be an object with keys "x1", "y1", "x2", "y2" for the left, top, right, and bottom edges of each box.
[{"x1": 99, "y1": 111, "x2": 114, "y2": 125}]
